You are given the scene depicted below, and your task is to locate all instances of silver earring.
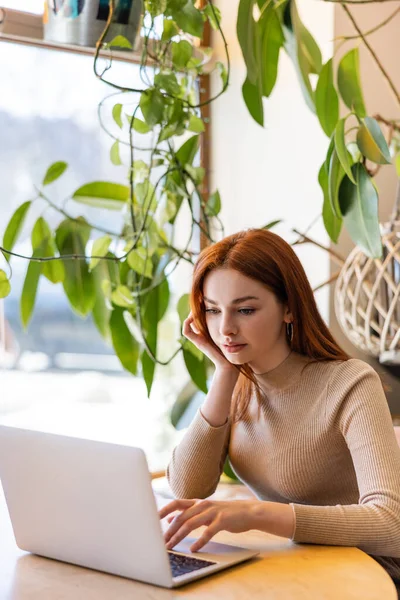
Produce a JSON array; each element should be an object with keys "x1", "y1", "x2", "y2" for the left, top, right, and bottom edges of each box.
[{"x1": 286, "y1": 322, "x2": 294, "y2": 343}]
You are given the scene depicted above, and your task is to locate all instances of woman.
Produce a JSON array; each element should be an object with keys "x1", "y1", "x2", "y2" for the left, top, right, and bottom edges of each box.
[{"x1": 159, "y1": 228, "x2": 400, "y2": 588}]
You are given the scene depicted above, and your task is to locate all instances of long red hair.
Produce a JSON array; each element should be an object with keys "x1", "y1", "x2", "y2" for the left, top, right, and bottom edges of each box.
[{"x1": 190, "y1": 229, "x2": 349, "y2": 421}]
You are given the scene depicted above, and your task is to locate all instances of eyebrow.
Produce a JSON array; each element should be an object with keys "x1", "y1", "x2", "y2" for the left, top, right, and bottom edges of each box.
[{"x1": 203, "y1": 296, "x2": 260, "y2": 305}]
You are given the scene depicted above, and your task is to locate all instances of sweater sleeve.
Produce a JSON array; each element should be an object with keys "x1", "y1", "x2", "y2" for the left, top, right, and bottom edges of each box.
[
  {"x1": 166, "y1": 408, "x2": 231, "y2": 499},
  {"x1": 291, "y1": 359, "x2": 400, "y2": 557}
]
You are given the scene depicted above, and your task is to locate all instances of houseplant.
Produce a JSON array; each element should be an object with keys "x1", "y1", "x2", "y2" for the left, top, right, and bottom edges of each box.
[{"x1": 0, "y1": 0, "x2": 229, "y2": 398}]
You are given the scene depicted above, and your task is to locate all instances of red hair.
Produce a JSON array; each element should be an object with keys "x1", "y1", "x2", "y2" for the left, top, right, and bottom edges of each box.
[{"x1": 190, "y1": 229, "x2": 349, "y2": 421}]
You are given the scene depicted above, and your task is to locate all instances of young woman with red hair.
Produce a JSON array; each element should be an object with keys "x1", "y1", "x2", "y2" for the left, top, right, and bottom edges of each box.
[{"x1": 159, "y1": 228, "x2": 400, "y2": 587}]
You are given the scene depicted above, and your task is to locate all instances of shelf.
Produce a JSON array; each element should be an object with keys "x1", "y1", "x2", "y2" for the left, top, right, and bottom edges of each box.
[{"x1": 0, "y1": 31, "x2": 144, "y2": 65}]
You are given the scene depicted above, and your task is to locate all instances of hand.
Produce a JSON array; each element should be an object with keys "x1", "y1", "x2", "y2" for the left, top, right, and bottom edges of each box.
[
  {"x1": 183, "y1": 313, "x2": 237, "y2": 374},
  {"x1": 159, "y1": 498, "x2": 260, "y2": 552}
]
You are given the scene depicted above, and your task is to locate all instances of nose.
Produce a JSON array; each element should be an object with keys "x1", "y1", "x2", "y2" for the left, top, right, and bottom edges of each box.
[{"x1": 219, "y1": 312, "x2": 238, "y2": 338}]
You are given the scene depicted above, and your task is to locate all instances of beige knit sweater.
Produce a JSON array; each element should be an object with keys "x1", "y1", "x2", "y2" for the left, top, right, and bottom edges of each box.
[{"x1": 167, "y1": 352, "x2": 400, "y2": 579}]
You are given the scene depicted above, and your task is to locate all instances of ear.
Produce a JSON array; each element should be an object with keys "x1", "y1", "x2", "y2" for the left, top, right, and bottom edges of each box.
[{"x1": 283, "y1": 306, "x2": 293, "y2": 324}]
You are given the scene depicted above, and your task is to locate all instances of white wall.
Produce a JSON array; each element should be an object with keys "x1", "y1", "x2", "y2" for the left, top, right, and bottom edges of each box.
[{"x1": 210, "y1": 0, "x2": 334, "y2": 322}]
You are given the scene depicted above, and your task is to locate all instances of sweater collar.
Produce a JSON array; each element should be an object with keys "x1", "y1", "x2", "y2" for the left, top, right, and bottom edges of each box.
[{"x1": 254, "y1": 351, "x2": 311, "y2": 391}]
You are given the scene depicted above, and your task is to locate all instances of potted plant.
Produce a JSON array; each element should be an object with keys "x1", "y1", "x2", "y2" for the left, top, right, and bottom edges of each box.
[{"x1": 0, "y1": 0, "x2": 229, "y2": 399}]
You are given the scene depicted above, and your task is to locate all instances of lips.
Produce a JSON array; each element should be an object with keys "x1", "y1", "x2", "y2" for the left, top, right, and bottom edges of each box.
[{"x1": 223, "y1": 343, "x2": 247, "y2": 353}]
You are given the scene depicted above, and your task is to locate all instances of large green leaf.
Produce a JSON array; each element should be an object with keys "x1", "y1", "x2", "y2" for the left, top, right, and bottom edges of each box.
[
  {"x1": 177, "y1": 293, "x2": 190, "y2": 323},
  {"x1": 112, "y1": 103, "x2": 123, "y2": 128},
  {"x1": 183, "y1": 349, "x2": 208, "y2": 393},
  {"x1": 205, "y1": 190, "x2": 221, "y2": 217},
  {"x1": 2, "y1": 201, "x2": 31, "y2": 262},
  {"x1": 259, "y1": 5, "x2": 284, "y2": 98},
  {"x1": 55, "y1": 220, "x2": 95, "y2": 316},
  {"x1": 91, "y1": 259, "x2": 112, "y2": 340},
  {"x1": 242, "y1": 77, "x2": 264, "y2": 126},
  {"x1": 140, "y1": 89, "x2": 165, "y2": 127},
  {"x1": 72, "y1": 182, "x2": 130, "y2": 209},
  {"x1": 356, "y1": 117, "x2": 391, "y2": 165},
  {"x1": 127, "y1": 246, "x2": 153, "y2": 278},
  {"x1": 32, "y1": 217, "x2": 65, "y2": 284},
  {"x1": 0, "y1": 270, "x2": 11, "y2": 299},
  {"x1": 171, "y1": 40, "x2": 193, "y2": 68},
  {"x1": 170, "y1": 379, "x2": 200, "y2": 429},
  {"x1": 173, "y1": 1, "x2": 203, "y2": 38},
  {"x1": 109, "y1": 307, "x2": 140, "y2": 375},
  {"x1": 319, "y1": 163, "x2": 342, "y2": 243},
  {"x1": 283, "y1": 0, "x2": 321, "y2": 112},
  {"x1": 89, "y1": 235, "x2": 112, "y2": 271},
  {"x1": 334, "y1": 118, "x2": 356, "y2": 184},
  {"x1": 140, "y1": 282, "x2": 161, "y2": 396},
  {"x1": 328, "y1": 149, "x2": 344, "y2": 219},
  {"x1": 338, "y1": 163, "x2": 382, "y2": 258},
  {"x1": 42, "y1": 161, "x2": 68, "y2": 186},
  {"x1": 237, "y1": 0, "x2": 257, "y2": 84},
  {"x1": 315, "y1": 59, "x2": 339, "y2": 137},
  {"x1": 337, "y1": 48, "x2": 366, "y2": 117},
  {"x1": 20, "y1": 247, "x2": 44, "y2": 328}
]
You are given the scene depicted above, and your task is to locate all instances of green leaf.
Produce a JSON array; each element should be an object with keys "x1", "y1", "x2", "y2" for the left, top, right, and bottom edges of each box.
[
  {"x1": 110, "y1": 308, "x2": 139, "y2": 375},
  {"x1": 205, "y1": 190, "x2": 221, "y2": 217},
  {"x1": 110, "y1": 140, "x2": 122, "y2": 166},
  {"x1": 337, "y1": 48, "x2": 366, "y2": 117},
  {"x1": 32, "y1": 217, "x2": 65, "y2": 284},
  {"x1": 183, "y1": 349, "x2": 208, "y2": 393},
  {"x1": 157, "y1": 277, "x2": 170, "y2": 320},
  {"x1": 203, "y1": 4, "x2": 221, "y2": 30},
  {"x1": 237, "y1": 0, "x2": 257, "y2": 84},
  {"x1": 259, "y1": 5, "x2": 284, "y2": 97},
  {"x1": 262, "y1": 219, "x2": 282, "y2": 229},
  {"x1": 161, "y1": 19, "x2": 179, "y2": 42},
  {"x1": 319, "y1": 163, "x2": 342, "y2": 243},
  {"x1": 145, "y1": 0, "x2": 167, "y2": 17},
  {"x1": 338, "y1": 163, "x2": 382, "y2": 258},
  {"x1": 170, "y1": 379, "x2": 200, "y2": 429},
  {"x1": 42, "y1": 161, "x2": 68, "y2": 186},
  {"x1": 216, "y1": 61, "x2": 228, "y2": 88},
  {"x1": 112, "y1": 103, "x2": 123, "y2": 128},
  {"x1": 0, "y1": 270, "x2": 11, "y2": 299},
  {"x1": 128, "y1": 116, "x2": 151, "y2": 133},
  {"x1": 334, "y1": 118, "x2": 356, "y2": 184},
  {"x1": 111, "y1": 285, "x2": 134, "y2": 308},
  {"x1": 173, "y1": 1, "x2": 203, "y2": 37},
  {"x1": 108, "y1": 35, "x2": 132, "y2": 49},
  {"x1": 315, "y1": 59, "x2": 339, "y2": 137},
  {"x1": 356, "y1": 117, "x2": 391, "y2": 165},
  {"x1": 127, "y1": 246, "x2": 153, "y2": 278},
  {"x1": 140, "y1": 89, "x2": 165, "y2": 127},
  {"x1": 55, "y1": 220, "x2": 95, "y2": 316},
  {"x1": 328, "y1": 149, "x2": 345, "y2": 219},
  {"x1": 171, "y1": 40, "x2": 193, "y2": 68},
  {"x1": 3, "y1": 201, "x2": 31, "y2": 262},
  {"x1": 283, "y1": 0, "x2": 320, "y2": 112},
  {"x1": 91, "y1": 259, "x2": 112, "y2": 340},
  {"x1": 142, "y1": 350, "x2": 156, "y2": 397},
  {"x1": 154, "y1": 72, "x2": 181, "y2": 96},
  {"x1": 20, "y1": 247, "x2": 43, "y2": 328},
  {"x1": 242, "y1": 77, "x2": 264, "y2": 126},
  {"x1": 188, "y1": 113, "x2": 205, "y2": 133},
  {"x1": 72, "y1": 181, "x2": 130, "y2": 209},
  {"x1": 90, "y1": 235, "x2": 112, "y2": 271},
  {"x1": 177, "y1": 293, "x2": 190, "y2": 323}
]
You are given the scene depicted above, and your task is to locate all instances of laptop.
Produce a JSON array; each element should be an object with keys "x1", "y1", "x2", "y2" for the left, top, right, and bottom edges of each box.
[{"x1": 0, "y1": 425, "x2": 259, "y2": 588}]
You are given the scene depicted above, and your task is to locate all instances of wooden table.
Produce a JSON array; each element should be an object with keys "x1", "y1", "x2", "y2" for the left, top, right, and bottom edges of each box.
[{"x1": 0, "y1": 490, "x2": 396, "y2": 600}]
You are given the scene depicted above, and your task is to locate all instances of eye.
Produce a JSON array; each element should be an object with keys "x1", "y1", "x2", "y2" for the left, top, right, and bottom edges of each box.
[
  {"x1": 205, "y1": 308, "x2": 219, "y2": 314},
  {"x1": 239, "y1": 308, "x2": 255, "y2": 315}
]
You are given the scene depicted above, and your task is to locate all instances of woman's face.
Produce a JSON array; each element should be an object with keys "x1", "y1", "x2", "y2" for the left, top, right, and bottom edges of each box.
[{"x1": 203, "y1": 268, "x2": 291, "y2": 373}]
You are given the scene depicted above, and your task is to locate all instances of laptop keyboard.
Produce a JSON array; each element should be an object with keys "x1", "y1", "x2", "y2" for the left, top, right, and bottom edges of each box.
[{"x1": 167, "y1": 551, "x2": 217, "y2": 578}]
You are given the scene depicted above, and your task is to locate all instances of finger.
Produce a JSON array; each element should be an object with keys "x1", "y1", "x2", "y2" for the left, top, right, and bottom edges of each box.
[
  {"x1": 158, "y1": 499, "x2": 196, "y2": 520},
  {"x1": 164, "y1": 500, "x2": 212, "y2": 543},
  {"x1": 190, "y1": 522, "x2": 221, "y2": 553},
  {"x1": 166, "y1": 510, "x2": 214, "y2": 549}
]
